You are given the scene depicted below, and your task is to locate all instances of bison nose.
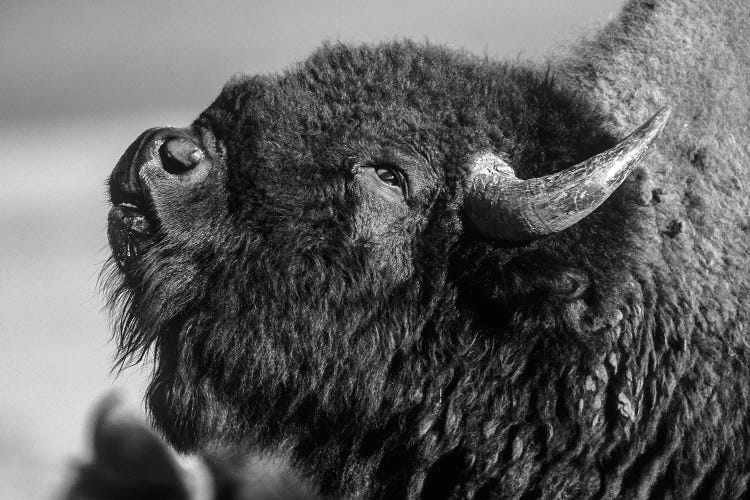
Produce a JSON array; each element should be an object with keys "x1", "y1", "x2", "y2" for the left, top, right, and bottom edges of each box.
[
  {"x1": 110, "y1": 126, "x2": 209, "y2": 208},
  {"x1": 159, "y1": 136, "x2": 204, "y2": 175}
]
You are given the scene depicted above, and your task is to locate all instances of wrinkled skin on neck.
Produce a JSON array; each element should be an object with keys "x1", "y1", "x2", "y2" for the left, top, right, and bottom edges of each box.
[{"x1": 105, "y1": 42, "x2": 665, "y2": 497}]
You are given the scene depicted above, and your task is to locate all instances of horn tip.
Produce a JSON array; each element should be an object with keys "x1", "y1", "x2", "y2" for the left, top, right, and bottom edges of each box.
[
  {"x1": 632, "y1": 105, "x2": 671, "y2": 145},
  {"x1": 651, "y1": 105, "x2": 672, "y2": 129}
]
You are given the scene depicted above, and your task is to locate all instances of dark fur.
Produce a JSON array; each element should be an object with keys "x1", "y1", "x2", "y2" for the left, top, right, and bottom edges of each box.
[{"x1": 103, "y1": 1, "x2": 750, "y2": 498}]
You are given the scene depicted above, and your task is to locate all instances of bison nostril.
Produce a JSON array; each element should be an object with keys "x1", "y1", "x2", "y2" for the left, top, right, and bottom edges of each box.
[{"x1": 159, "y1": 137, "x2": 204, "y2": 174}]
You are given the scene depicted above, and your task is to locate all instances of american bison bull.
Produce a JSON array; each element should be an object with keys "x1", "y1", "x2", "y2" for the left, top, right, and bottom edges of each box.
[{"x1": 91, "y1": 0, "x2": 750, "y2": 498}]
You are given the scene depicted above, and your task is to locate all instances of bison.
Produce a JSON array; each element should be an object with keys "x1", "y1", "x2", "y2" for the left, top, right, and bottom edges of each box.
[{"x1": 86, "y1": 0, "x2": 750, "y2": 497}]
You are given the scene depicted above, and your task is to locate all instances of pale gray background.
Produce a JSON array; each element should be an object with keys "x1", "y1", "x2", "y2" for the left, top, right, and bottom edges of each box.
[{"x1": 0, "y1": 1, "x2": 625, "y2": 497}]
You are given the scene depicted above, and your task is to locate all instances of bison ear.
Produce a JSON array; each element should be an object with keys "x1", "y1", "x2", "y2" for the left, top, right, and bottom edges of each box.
[{"x1": 459, "y1": 252, "x2": 591, "y2": 332}]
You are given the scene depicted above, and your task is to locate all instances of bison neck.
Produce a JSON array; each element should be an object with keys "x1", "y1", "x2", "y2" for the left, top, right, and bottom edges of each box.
[{"x1": 142, "y1": 312, "x2": 633, "y2": 498}]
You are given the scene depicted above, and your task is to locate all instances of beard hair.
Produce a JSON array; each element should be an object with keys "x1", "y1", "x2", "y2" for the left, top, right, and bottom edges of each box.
[{"x1": 99, "y1": 226, "x2": 440, "y2": 455}]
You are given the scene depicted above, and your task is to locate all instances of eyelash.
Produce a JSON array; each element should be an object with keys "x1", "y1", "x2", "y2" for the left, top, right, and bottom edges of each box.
[
  {"x1": 346, "y1": 157, "x2": 409, "y2": 195},
  {"x1": 375, "y1": 165, "x2": 401, "y2": 187}
]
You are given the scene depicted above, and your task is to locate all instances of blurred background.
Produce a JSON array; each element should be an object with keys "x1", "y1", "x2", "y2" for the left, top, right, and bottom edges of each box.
[{"x1": 0, "y1": 1, "x2": 625, "y2": 497}]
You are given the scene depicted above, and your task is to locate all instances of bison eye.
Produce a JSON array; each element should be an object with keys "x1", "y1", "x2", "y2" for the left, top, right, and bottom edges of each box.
[
  {"x1": 353, "y1": 160, "x2": 408, "y2": 199},
  {"x1": 375, "y1": 166, "x2": 401, "y2": 188}
]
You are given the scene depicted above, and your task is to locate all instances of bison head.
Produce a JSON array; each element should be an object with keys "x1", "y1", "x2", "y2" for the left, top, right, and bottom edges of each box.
[{"x1": 105, "y1": 42, "x2": 667, "y2": 496}]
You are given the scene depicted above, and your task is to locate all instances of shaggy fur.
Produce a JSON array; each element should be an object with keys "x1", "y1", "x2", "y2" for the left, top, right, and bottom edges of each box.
[{"x1": 99, "y1": 0, "x2": 750, "y2": 498}]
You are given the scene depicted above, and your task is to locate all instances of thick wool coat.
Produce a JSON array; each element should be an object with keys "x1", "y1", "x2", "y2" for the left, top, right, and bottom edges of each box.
[{"x1": 83, "y1": 1, "x2": 750, "y2": 498}]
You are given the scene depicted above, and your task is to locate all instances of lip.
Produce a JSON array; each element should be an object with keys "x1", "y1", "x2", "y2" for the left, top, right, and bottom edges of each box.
[{"x1": 107, "y1": 205, "x2": 154, "y2": 271}]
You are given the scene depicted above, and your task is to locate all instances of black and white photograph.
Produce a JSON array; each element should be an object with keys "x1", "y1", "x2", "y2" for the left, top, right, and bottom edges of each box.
[{"x1": 2, "y1": 0, "x2": 749, "y2": 498}]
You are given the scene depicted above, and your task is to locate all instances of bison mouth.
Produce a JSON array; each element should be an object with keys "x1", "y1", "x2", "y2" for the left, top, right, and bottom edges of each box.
[
  {"x1": 107, "y1": 128, "x2": 163, "y2": 272},
  {"x1": 107, "y1": 204, "x2": 154, "y2": 271}
]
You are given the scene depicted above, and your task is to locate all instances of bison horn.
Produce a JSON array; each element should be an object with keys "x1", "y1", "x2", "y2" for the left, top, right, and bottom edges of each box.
[{"x1": 465, "y1": 106, "x2": 671, "y2": 241}]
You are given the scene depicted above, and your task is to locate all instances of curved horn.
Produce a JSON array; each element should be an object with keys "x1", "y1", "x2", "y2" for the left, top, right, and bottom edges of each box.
[{"x1": 466, "y1": 106, "x2": 671, "y2": 241}]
